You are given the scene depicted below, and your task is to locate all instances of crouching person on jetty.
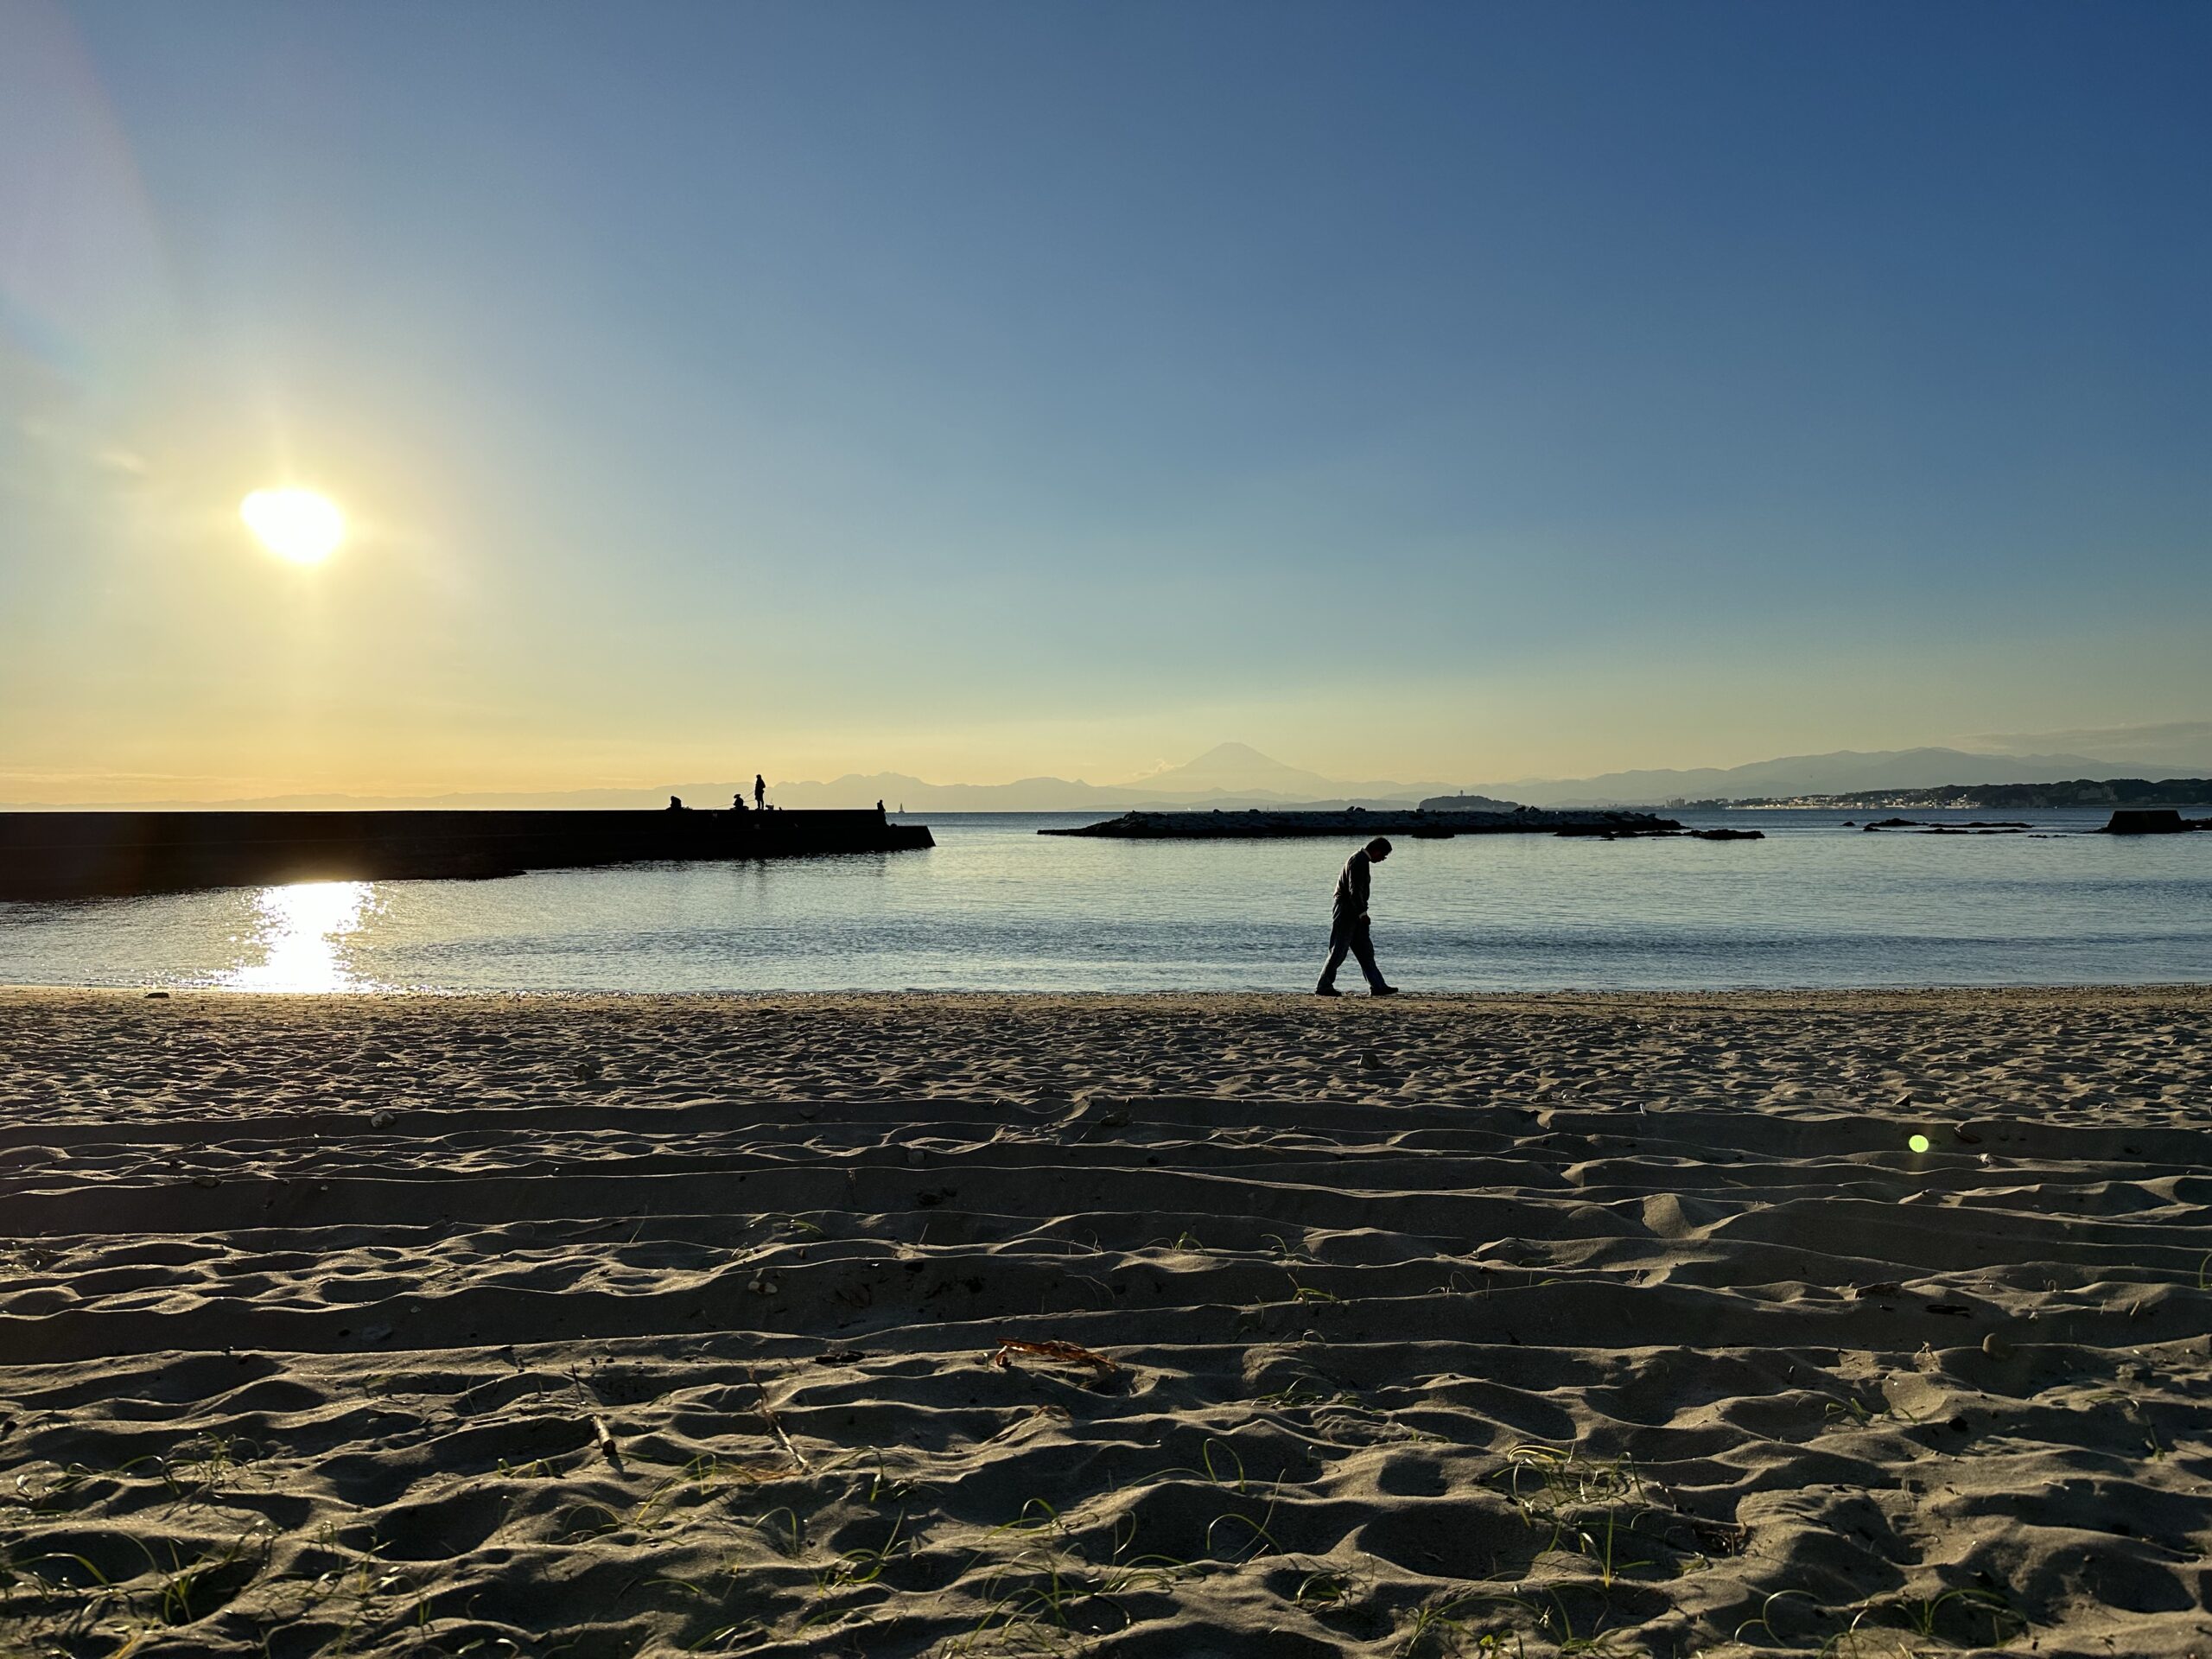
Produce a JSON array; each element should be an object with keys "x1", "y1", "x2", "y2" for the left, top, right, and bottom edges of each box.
[{"x1": 1317, "y1": 836, "x2": 1399, "y2": 997}]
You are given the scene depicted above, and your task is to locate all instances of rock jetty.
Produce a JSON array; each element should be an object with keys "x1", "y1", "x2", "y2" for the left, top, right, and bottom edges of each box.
[{"x1": 1043, "y1": 808, "x2": 1683, "y2": 840}]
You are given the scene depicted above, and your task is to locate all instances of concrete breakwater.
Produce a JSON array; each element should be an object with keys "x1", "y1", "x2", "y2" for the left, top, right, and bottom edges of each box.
[
  {"x1": 1041, "y1": 807, "x2": 1681, "y2": 839},
  {"x1": 0, "y1": 809, "x2": 932, "y2": 899},
  {"x1": 2101, "y1": 809, "x2": 2212, "y2": 834}
]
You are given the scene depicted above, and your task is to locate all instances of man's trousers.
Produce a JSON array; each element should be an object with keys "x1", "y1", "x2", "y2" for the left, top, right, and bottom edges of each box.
[{"x1": 1319, "y1": 912, "x2": 1385, "y2": 991}]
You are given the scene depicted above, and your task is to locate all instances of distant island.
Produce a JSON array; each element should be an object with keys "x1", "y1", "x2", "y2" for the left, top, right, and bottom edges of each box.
[
  {"x1": 1668, "y1": 777, "x2": 2212, "y2": 811},
  {"x1": 1414, "y1": 793, "x2": 1522, "y2": 812}
]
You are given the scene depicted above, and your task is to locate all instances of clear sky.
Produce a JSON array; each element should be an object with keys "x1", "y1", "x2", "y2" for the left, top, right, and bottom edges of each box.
[{"x1": 3, "y1": 0, "x2": 2208, "y2": 800}]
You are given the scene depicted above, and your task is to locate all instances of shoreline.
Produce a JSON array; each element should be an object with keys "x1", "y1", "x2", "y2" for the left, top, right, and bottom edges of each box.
[
  {"x1": 9, "y1": 981, "x2": 2212, "y2": 1005},
  {"x1": 3, "y1": 985, "x2": 2207, "y2": 1655}
]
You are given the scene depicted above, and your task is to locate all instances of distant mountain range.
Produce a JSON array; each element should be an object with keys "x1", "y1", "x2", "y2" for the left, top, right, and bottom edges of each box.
[
  {"x1": 8, "y1": 734, "x2": 2209, "y2": 813},
  {"x1": 768, "y1": 743, "x2": 1457, "y2": 811},
  {"x1": 769, "y1": 739, "x2": 2210, "y2": 811},
  {"x1": 0, "y1": 745, "x2": 1448, "y2": 813}
]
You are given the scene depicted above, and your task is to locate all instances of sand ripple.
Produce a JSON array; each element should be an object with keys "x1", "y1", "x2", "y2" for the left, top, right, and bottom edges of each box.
[{"x1": 2, "y1": 988, "x2": 2209, "y2": 1656}]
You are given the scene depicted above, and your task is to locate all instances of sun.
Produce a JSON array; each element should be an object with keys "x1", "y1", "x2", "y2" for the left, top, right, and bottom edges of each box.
[{"x1": 240, "y1": 487, "x2": 345, "y2": 563}]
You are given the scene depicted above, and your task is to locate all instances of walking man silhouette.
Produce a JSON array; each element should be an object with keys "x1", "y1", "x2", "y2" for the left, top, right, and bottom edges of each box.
[{"x1": 1316, "y1": 837, "x2": 1398, "y2": 996}]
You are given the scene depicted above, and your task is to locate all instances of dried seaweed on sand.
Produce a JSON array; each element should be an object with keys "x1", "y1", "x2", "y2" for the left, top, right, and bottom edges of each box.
[
  {"x1": 747, "y1": 1363, "x2": 813, "y2": 1471},
  {"x1": 989, "y1": 1338, "x2": 1117, "y2": 1373}
]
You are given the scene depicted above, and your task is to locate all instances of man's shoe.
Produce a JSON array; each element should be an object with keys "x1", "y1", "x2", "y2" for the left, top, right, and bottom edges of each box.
[
  {"x1": 1371, "y1": 984, "x2": 1401, "y2": 997},
  {"x1": 1314, "y1": 984, "x2": 1342, "y2": 997}
]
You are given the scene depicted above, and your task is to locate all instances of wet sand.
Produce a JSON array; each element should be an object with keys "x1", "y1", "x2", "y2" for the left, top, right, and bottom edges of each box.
[{"x1": 2, "y1": 987, "x2": 2208, "y2": 1657}]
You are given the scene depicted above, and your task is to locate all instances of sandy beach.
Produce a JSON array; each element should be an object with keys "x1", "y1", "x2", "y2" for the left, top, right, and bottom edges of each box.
[{"x1": 2, "y1": 985, "x2": 2208, "y2": 1658}]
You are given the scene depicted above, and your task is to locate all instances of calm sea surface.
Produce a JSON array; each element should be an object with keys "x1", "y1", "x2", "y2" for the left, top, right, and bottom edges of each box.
[{"x1": 1, "y1": 810, "x2": 2207, "y2": 993}]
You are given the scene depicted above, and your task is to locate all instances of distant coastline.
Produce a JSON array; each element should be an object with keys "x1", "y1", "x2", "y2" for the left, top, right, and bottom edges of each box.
[
  {"x1": 17, "y1": 737, "x2": 2212, "y2": 817},
  {"x1": 1668, "y1": 777, "x2": 2212, "y2": 812}
]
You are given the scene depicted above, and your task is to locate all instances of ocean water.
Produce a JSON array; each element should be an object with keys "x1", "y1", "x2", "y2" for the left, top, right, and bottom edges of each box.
[{"x1": 0, "y1": 810, "x2": 2207, "y2": 994}]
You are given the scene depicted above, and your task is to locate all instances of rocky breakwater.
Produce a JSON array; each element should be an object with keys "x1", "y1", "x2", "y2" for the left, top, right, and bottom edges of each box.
[
  {"x1": 2100, "y1": 809, "x2": 2212, "y2": 835},
  {"x1": 1042, "y1": 806, "x2": 1685, "y2": 839}
]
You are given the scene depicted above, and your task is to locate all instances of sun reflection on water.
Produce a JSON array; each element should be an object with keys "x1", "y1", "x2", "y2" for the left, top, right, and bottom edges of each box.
[{"x1": 222, "y1": 881, "x2": 380, "y2": 991}]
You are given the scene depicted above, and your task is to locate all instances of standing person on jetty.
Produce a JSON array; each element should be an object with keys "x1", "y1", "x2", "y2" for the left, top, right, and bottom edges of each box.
[
  {"x1": 1317, "y1": 836, "x2": 1399, "y2": 997},
  {"x1": 753, "y1": 773, "x2": 766, "y2": 811}
]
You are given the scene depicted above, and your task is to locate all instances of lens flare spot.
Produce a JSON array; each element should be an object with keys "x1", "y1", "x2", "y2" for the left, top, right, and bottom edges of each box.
[
  {"x1": 240, "y1": 488, "x2": 345, "y2": 563},
  {"x1": 1908, "y1": 1133, "x2": 1931, "y2": 1154}
]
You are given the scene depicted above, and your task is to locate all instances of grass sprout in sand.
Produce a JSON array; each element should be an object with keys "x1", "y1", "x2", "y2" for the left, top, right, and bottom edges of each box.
[{"x1": 2, "y1": 986, "x2": 2210, "y2": 1656}]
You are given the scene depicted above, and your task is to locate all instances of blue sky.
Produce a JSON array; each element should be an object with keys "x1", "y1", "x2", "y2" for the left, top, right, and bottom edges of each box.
[{"x1": 3, "y1": 0, "x2": 2207, "y2": 798}]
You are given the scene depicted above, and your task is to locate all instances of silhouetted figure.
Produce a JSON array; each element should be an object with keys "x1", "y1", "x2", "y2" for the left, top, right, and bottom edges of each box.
[
  {"x1": 732, "y1": 791, "x2": 748, "y2": 816},
  {"x1": 877, "y1": 799, "x2": 886, "y2": 816},
  {"x1": 668, "y1": 795, "x2": 683, "y2": 811},
  {"x1": 1317, "y1": 837, "x2": 1397, "y2": 996},
  {"x1": 753, "y1": 774, "x2": 766, "y2": 811}
]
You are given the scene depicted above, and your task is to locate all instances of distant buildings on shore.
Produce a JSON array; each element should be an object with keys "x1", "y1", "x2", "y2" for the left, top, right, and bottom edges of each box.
[{"x1": 1665, "y1": 777, "x2": 2212, "y2": 811}]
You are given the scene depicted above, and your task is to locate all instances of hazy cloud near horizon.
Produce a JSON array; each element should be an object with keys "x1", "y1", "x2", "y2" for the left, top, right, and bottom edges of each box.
[
  {"x1": 10, "y1": 726, "x2": 2209, "y2": 814},
  {"x1": 3, "y1": 2, "x2": 2208, "y2": 801},
  {"x1": 1964, "y1": 721, "x2": 2212, "y2": 766}
]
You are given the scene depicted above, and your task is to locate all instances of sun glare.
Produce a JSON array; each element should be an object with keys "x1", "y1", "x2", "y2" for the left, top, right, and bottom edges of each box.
[
  {"x1": 221, "y1": 880, "x2": 378, "y2": 992},
  {"x1": 240, "y1": 487, "x2": 345, "y2": 563}
]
